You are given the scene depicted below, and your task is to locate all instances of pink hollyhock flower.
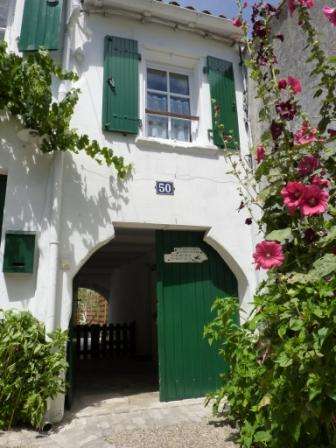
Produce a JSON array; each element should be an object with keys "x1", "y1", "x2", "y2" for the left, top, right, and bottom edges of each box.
[
  {"x1": 253, "y1": 20, "x2": 267, "y2": 38},
  {"x1": 271, "y1": 121, "x2": 284, "y2": 140},
  {"x1": 253, "y1": 241, "x2": 285, "y2": 270},
  {"x1": 287, "y1": 76, "x2": 302, "y2": 94},
  {"x1": 300, "y1": 184, "x2": 329, "y2": 216},
  {"x1": 256, "y1": 145, "x2": 266, "y2": 163},
  {"x1": 288, "y1": 0, "x2": 296, "y2": 14},
  {"x1": 278, "y1": 79, "x2": 287, "y2": 89},
  {"x1": 297, "y1": 155, "x2": 319, "y2": 176},
  {"x1": 304, "y1": 228, "x2": 317, "y2": 243},
  {"x1": 233, "y1": 17, "x2": 243, "y2": 27},
  {"x1": 288, "y1": 0, "x2": 314, "y2": 15},
  {"x1": 275, "y1": 100, "x2": 297, "y2": 120},
  {"x1": 281, "y1": 181, "x2": 306, "y2": 213},
  {"x1": 323, "y1": 6, "x2": 336, "y2": 26},
  {"x1": 311, "y1": 175, "x2": 331, "y2": 189},
  {"x1": 294, "y1": 121, "x2": 318, "y2": 145}
]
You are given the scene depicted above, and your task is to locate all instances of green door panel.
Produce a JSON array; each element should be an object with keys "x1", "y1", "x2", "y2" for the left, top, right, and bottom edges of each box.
[
  {"x1": 0, "y1": 175, "x2": 7, "y2": 244},
  {"x1": 19, "y1": 0, "x2": 63, "y2": 52},
  {"x1": 206, "y1": 56, "x2": 240, "y2": 149},
  {"x1": 103, "y1": 36, "x2": 140, "y2": 134},
  {"x1": 65, "y1": 287, "x2": 78, "y2": 410},
  {"x1": 156, "y1": 230, "x2": 238, "y2": 402}
]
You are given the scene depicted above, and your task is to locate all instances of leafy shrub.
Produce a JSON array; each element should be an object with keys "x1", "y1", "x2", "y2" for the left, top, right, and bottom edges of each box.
[
  {"x1": 206, "y1": 276, "x2": 336, "y2": 447},
  {"x1": 0, "y1": 310, "x2": 67, "y2": 430}
]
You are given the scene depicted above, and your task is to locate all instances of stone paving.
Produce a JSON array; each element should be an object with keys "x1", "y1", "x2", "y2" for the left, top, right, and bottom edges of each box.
[{"x1": 0, "y1": 392, "x2": 237, "y2": 448}]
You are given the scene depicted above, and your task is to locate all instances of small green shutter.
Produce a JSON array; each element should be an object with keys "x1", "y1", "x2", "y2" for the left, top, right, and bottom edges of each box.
[
  {"x1": 19, "y1": 0, "x2": 63, "y2": 52},
  {"x1": 103, "y1": 36, "x2": 140, "y2": 135},
  {"x1": 0, "y1": 175, "x2": 7, "y2": 243},
  {"x1": 206, "y1": 56, "x2": 240, "y2": 149}
]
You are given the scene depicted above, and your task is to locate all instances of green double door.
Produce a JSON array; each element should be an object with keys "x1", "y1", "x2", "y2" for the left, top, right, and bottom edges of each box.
[{"x1": 156, "y1": 231, "x2": 238, "y2": 402}]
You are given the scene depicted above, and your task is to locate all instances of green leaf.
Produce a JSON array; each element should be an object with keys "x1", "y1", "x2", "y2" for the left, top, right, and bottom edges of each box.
[
  {"x1": 327, "y1": 390, "x2": 336, "y2": 401},
  {"x1": 254, "y1": 430, "x2": 272, "y2": 443},
  {"x1": 257, "y1": 394, "x2": 271, "y2": 410},
  {"x1": 266, "y1": 228, "x2": 292, "y2": 243},
  {"x1": 288, "y1": 271, "x2": 320, "y2": 284},
  {"x1": 317, "y1": 227, "x2": 336, "y2": 248},
  {"x1": 277, "y1": 352, "x2": 293, "y2": 368},
  {"x1": 289, "y1": 318, "x2": 304, "y2": 331},
  {"x1": 310, "y1": 254, "x2": 336, "y2": 278}
]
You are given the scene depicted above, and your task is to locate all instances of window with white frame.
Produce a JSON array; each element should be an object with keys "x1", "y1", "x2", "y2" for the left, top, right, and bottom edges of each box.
[{"x1": 146, "y1": 68, "x2": 197, "y2": 142}]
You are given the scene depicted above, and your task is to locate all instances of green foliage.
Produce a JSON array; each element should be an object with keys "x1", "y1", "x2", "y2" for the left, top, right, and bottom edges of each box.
[
  {"x1": 0, "y1": 42, "x2": 131, "y2": 178},
  {"x1": 0, "y1": 310, "x2": 67, "y2": 430},
  {"x1": 206, "y1": 1, "x2": 336, "y2": 446},
  {"x1": 206, "y1": 277, "x2": 336, "y2": 447}
]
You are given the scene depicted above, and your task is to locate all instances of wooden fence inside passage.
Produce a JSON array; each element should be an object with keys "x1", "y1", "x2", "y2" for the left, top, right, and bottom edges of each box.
[{"x1": 75, "y1": 322, "x2": 136, "y2": 359}]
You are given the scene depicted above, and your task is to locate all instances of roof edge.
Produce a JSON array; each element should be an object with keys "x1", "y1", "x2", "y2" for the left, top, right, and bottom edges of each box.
[{"x1": 82, "y1": 0, "x2": 243, "y2": 43}]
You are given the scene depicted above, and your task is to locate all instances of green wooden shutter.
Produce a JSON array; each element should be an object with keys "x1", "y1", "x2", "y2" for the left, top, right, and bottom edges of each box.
[
  {"x1": 206, "y1": 56, "x2": 240, "y2": 149},
  {"x1": 0, "y1": 175, "x2": 7, "y2": 243},
  {"x1": 103, "y1": 36, "x2": 140, "y2": 135},
  {"x1": 19, "y1": 0, "x2": 63, "y2": 52}
]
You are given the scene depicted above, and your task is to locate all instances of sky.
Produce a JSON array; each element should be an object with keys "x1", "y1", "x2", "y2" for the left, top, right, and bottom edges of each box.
[{"x1": 163, "y1": 0, "x2": 280, "y2": 21}]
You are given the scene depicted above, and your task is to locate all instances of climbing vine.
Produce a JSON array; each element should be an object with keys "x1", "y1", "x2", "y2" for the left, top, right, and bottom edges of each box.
[
  {"x1": 0, "y1": 42, "x2": 131, "y2": 178},
  {"x1": 205, "y1": 1, "x2": 336, "y2": 446}
]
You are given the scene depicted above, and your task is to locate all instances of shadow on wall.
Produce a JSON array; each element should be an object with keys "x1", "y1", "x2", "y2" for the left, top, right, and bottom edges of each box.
[
  {"x1": 60, "y1": 152, "x2": 130, "y2": 262},
  {"x1": 0, "y1": 116, "x2": 131, "y2": 316},
  {"x1": 0, "y1": 116, "x2": 52, "y2": 305}
]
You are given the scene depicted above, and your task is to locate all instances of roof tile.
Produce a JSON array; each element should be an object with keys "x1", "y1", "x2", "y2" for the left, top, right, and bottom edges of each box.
[{"x1": 154, "y1": 0, "x2": 230, "y2": 21}]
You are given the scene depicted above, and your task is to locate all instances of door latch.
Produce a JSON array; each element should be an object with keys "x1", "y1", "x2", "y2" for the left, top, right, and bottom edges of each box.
[{"x1": 107, "y1": 77, "x2": 116, "y2": 91}]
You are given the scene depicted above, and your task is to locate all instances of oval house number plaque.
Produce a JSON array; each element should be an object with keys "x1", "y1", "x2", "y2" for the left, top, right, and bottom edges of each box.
[{"x1": 164, "y1": 247, "x2": 208, "y2": 264}]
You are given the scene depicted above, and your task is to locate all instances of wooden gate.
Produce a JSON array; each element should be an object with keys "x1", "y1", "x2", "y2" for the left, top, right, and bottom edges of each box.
[
  {"x1": 156, "y1": 230, "x2": 238, "y2": 402},
  {"x1": 75, "y1": 322, "x2": 136, "y2": 359}
]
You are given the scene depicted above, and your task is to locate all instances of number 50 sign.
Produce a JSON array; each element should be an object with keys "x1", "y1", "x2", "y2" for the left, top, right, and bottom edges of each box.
[{"x1": 155, "y1": 181, "x2": 175, "y2": 196}]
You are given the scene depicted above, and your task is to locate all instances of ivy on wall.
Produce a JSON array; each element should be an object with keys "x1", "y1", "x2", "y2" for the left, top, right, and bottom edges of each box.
[{"x1": 0, "y1": 42, "x2": 131, "y2": 178}]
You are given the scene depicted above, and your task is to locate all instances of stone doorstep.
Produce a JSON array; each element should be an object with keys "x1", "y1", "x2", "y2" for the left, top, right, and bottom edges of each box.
[
  {"x1": 0, "y1": 397, "x2": 212, "y2": 447},
  {"x1": 64, "y1": 396, "x2": 206, "y2": 421}
]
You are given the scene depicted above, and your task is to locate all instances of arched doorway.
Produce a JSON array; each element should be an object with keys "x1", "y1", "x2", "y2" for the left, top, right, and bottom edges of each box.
[{"x1": 66, "y1": 227, "x2": 238, "y2": 409}]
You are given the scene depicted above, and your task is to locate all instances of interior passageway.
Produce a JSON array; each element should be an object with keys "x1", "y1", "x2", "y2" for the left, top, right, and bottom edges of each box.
[{"x1": 68, "y1": 227, "x2": 159, "y2": 411}]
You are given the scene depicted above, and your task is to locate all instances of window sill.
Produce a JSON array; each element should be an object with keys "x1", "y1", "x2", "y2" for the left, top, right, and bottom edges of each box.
[{"x1": 135, "y1": 136, "x2": 219, "y2": 153}]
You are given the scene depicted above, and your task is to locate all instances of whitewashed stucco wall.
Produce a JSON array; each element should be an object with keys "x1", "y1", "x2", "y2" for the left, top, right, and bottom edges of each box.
[
  {"x1": 1, "y1": 8, "x2": 259, "y2": 323},
  {"x1": 0, "y1": 4, "x2": 259, "y2": 421}
]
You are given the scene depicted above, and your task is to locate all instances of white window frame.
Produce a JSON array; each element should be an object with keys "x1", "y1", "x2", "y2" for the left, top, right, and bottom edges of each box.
[{"x1": 144, "y1": 62, "x2": 197, "y2": 143}]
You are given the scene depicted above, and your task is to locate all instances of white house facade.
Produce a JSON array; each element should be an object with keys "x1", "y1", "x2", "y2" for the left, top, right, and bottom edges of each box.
[{"x1": 0, "y1": 0, "x2": 259, "y2": 422}]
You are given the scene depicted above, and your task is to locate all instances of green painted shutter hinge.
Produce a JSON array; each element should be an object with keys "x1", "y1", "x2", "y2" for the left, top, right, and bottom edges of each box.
[{"x1": 104, "y1": 118, "x2": 142, "y2": 128}]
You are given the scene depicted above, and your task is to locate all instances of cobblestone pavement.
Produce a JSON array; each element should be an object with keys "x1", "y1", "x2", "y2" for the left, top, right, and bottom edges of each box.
[{"x1": 0, "y1": 392, "x2": 237, "y2": 448}]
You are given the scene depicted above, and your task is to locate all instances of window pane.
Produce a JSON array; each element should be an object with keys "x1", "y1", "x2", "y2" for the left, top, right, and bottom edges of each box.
[
  {"x1": 147, "y1": 69, "x2": 167, "y2": 92},
  {"x1": 147, "y1": 92, "x2": 168, "y2": 112},
  {"x1": 170, "y1": 73, "x2": 189, "y2": 95},
  {"x1": 170, "y1": 96, "x2": 190, "y2": 116},
  {"x1": 147, "y1": 115, "x2": 168, "y2": 139},
  {"x1": 171, "y1": 119, "x2": 191, "y2": 142}
]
